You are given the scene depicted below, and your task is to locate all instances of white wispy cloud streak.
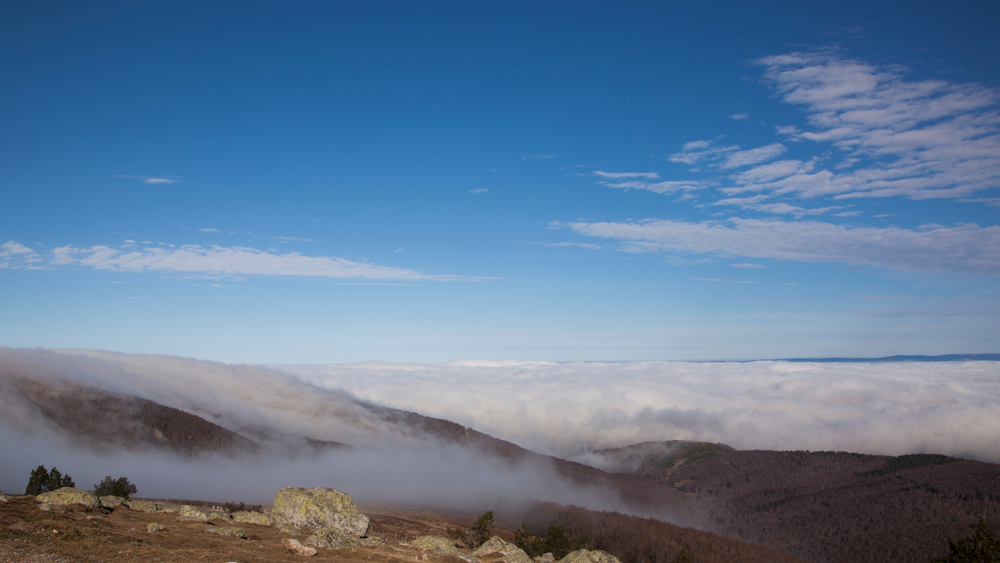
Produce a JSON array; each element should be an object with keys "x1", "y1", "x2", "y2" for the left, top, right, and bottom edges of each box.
[
  {"x1": 560, "y1": 218, "x2": 1000, "y2": 276},
  {"x1": 40, "y1": 243, "x2": 462, "y2": 280},
  {"x1": 593, "y1": 171, "x2": 660, "y2": 179},
  {"x1": 715, "y1": 51, "x2": 1000, "y2": 200},
  {"x1": 115, "y1": 175, "x2": 182, "y2": 185}
]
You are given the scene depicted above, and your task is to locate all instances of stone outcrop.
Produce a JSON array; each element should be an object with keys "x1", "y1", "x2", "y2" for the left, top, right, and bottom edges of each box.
[
  {"x1": 411, "y1": 536, "x2": 464, "y2": 556},
  {"x1": 147, "y1": 523, "x2": 166, "y2": 533},
  {"x1": 560, "y1": 550, "x2": 621, "y2": 563},
  {"x1": 232, "y1": 510, "x2": 274, "y2": 526},
  {"x1": 126, "y1": 499, "x2": 159, "y2": 512},
  {"x1": 177, "y1": 505, "x2": 210, "y2": 521},
  {"x1": 34, "y1": 487, "x2": 99, "y2": 509},
  {"x1": 304, "y1": 529, "x2": 359, "y2": 549},
  {"x1": 283, "y1": 538, "x2": 318, "y2": 557},
  {"x1": 206, "y1": 526, "x2": 246, "y2": 538},
  {"x1": 500, "y1": 549, "x2": 533, "y2": 563},
  {"x1": 475, "y1": 536, "x2": 520, "y2": 556},
  {"x1": 99, "y1": 495, "x2": 125, "y2": 508},
  {"x1": 270, "y1": 487, "x2": 369, "y2": 536}
]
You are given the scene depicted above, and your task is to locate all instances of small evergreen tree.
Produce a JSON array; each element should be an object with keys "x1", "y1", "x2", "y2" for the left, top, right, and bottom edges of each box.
[
  {"x1": 92, "y1": 476, "x2": 137, "y2": 499},
  {"x1": 931, "y1": 517, "x2": 1000, "y2": 562},
  {"x1": 25, "y1": 465, "x2": 48, "y2": 495},
  {"x1": 25, "y1": 465, "x2": 74, "y2": 495},
  {"x1": 513, "y1": 523, "x2": 590, "y2": 559},
  {"x1": 447, "y1": 510, "x2": 495, "y2": 549},
  {"x1": 673, "y1": 546, "x2": 693, "y2": 563}
]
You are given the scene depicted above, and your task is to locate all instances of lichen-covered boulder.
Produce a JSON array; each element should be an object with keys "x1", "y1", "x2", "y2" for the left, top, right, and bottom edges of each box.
[
  {"x1": 35, "y1": 487, "x2": 99, "y2": 509},
  {"x1": 411, "y1": 536, "x2": 463, "y2": 556},
  {"x1": 279, "y1": 525, "x2": 301, "y2": 535},
  {"x1": 99, "y1": 495, "x2": 125, "y2": 508},
  {"x1": 178, "y1": 505, "x2": 211, "y2": 521},
  {"x1": 284, "y1": 538, "x2": 318, "y2": 557},
  {"x1": 206, "y1": 526, "x2": 246, "y2": 538},
  {"x1": 500, "y1": 549, "x2": 533, "y2": 563},
  {"x1": 125, "y1": 499, "x2": 159, "y2": 512},
  {"x1": 271, "y1": 487, "x2": 369, "y2": 536},
  {"x1": 232, "y1": 510, "x2": 274, "y2": 526},
  {"x1": 475, "y1": 536, "x2": 520, "y2": 556},
  {"x1": 147, "y1": 523, "x2": 166, "y2": 533},
  {"x1": 304, "y1": 529, "x2": 359, "y2": 549},
  {"x1": 560, "y1": 550, "x2": 621, "y2": 563}
]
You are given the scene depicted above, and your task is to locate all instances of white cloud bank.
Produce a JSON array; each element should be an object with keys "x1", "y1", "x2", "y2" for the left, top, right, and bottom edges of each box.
[
  {"x1": 284, "y1": 359, "x2": 1000, "y2": 463},
  {"x1": 2, "y1": 241, "x2": 463, "y2": 280},
  {"x1": 560, "y1": 218, "x2": 1000, "y2": 276}
]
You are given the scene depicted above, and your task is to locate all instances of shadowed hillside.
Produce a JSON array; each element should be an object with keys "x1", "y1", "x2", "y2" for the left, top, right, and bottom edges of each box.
[{"x1": 597, "y1": 443, "x2": 1000, "y2": 563}]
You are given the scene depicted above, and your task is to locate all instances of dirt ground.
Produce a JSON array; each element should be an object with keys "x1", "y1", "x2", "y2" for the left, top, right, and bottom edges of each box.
[{"x1": 0, "y1": 495, "x2": 511, "y2": 563}]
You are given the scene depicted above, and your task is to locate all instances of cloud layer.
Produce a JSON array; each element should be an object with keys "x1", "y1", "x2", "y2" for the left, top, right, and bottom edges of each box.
[
  {"x1": 1, "y1": 241, "x2": 461, "y2": 281},
  {"x1": 284, "y1": 358, "x2": 1000, "y2": 463},
  {"x1": 562, "y1": 218, "x2": 1000, "y2": 276}
]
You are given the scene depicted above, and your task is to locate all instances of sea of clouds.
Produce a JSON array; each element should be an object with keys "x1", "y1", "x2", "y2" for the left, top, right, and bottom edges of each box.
[
  {"x1": 281, "y1": 358, "x2": 1000, "y2": 463},
  {"x1": 2, "y1": 348, "x2": 998, "y2": 509}
]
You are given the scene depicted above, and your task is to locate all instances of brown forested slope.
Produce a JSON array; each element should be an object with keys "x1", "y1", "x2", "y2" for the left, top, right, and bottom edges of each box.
[{"x1": 600, "y1": 444, "x2": 1000, "y2": 563}]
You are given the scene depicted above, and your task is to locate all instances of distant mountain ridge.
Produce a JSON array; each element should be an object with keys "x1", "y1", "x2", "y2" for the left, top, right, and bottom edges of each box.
[{"x1": 779, "y1": 353, "x2": 1000, "y2": 362}]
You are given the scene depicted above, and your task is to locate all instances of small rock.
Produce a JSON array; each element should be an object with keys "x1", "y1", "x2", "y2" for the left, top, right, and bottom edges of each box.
[
  {"x1": 86, "y1": 515, "x2": 104, "y2": 520},
  {"x1": 125, "y1": 499, "x2": 160, "y2": 513},
  {"x1": 305, "y1": 529, "x2": 359, "y2": 549},
  {"x1": 560, "y1": 550, "x2": 621, "y2": 563},
  {"x1": 232, "y1": 510, "x2": 274, "y2": 526},
  {"x1": 205, "y1": 526, "x2": 246, "y2": 539},
  {"x1": 177, "y1": 505, "x2": 211, "y2": 522},
  {"x1": 37, "y1": 503, "x2": 53, "y2": 512},
  {"x1": 284, "y1": 537, "x2": 319, "y2": 557},
  {"x1": 147, "y1": 523, "x2": 167, "y2": 533},
  {"x1": 0, "y1": 491, "x2": 7, "y2": 503},
  {"x1": 35, "y1": 487, "x2": 100, "y2": 509},
  {"x1": 535, "y1": 554, "x2": 555, "y2": 562},
  {"x1": 99, "y1": 495, "x2": 125, "y2": 508}
]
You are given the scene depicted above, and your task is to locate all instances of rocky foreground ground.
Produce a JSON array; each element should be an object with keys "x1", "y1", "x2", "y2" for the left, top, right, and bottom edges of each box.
[{"x1": 0, "y1": 488, "x2": 617, "y2": 563}]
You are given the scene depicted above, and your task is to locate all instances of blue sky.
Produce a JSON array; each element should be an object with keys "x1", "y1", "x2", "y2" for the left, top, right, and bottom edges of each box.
[{"x1": 2, "y1": 1, "x2": 999, "y2": 363}]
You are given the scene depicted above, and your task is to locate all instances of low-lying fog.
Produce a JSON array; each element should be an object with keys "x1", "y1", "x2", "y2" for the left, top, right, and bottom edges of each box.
[
  {"x1": 1, "y1": 347, "x2": 998, "y2": 513},
  {"x1": 283, "y1": 358, "x2": 1000, "y2": 463}
]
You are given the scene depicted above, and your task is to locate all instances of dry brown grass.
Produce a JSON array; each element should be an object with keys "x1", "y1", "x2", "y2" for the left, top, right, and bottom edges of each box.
[{"x1": 0, "y1": 496, "x2": 500, "y2": 563}]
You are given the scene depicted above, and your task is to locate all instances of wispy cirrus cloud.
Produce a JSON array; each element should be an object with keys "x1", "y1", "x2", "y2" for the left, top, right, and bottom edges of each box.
[
  {"x1": 42, "y1": 243, "x2": 464, "y2": 281},
  {"x1": 115, "y1": 175, "x2": 183, "y2": 185},
  {"x1": 560, "y1": 218, "x2": 1000, "y2": 276},
  {"x1": 715, "y1": 51, "x2": 1000, "y2": 200},
  {"x1": 593, "y1": 171, "x2": 660, "y2": 179}
]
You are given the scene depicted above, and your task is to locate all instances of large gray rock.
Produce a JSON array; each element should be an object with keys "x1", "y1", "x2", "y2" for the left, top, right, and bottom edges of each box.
[
  {"x1": 34, "y1": 487, "x2": 99, "y2": 509},
  {"x1": 270, "y1": 487, "x2": 369, "y2": 536},
  {"x1": 475, "y1": 536, "x2": 520, "y2": 556},
  {"x1": 411, "y1": 536, "x2": 463, "y2": 556}
]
